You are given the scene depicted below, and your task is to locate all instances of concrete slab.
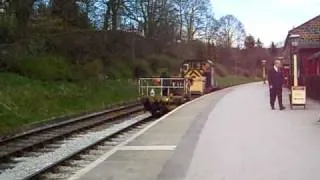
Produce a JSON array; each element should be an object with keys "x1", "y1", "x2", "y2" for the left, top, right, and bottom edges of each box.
[
  {"x1": 76, "y1": 150, "x2": 173, "y2": 180},
  {"x1": 72, "y1": 82, "x2": 320, "y2": 180},
  {"x1": 127, "y1": 89, "x2": 232, "y2": 146},
  {"x1": 72, "y1": 87, "x2": 232, "y2": 180},
  {"x1": 184, "y1": 82, "x2": 320, "y2": 180}
]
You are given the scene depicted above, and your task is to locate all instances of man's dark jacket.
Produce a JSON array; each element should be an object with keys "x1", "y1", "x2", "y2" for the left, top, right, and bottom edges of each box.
[{"x1": 268, "y1": 67, "x2": 284, "y2": 89}]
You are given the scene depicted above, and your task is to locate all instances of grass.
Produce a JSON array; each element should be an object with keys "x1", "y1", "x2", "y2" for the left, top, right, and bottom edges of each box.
[
  {"x1": 0, "y1": 73, "x2": 138, "y2": 135},
  {"x1": 0, "y1": 72, "x2": 259, "y2": 136},
  {"x1": 216, "y1": 75, "x2": 260, "y2": 88}
]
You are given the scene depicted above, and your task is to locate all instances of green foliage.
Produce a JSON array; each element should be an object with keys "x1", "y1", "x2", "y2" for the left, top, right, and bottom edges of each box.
[
  {"x1": 215, "y1": 63, "x2": 230, "y2": 77},
  {"x1": 133, "y1": 59, "x2": 152, "y2": 78},
  {"x1": 104, "y1": 57, "x2": 134, "y2": 79},
  {"x1": 234, "y1": 67, "x2": 252, "y2": 77},
  {"x1": 5, "y1": 54, "x2": 109, "y2": 81},
  {"x1": 73, "y1": 59, "x2": 104, "y2": 80},
  {"x1": 30, "y1": 17, "x2": 69, "y2": 34},
  {"x1": 0, "y1": 14, "x2": 17, "y2": 43},
  {"x1": 9, "y1": 55, "x2": 72, "y2": 81},
  {"x1": 145, "y1": 55, "x2": 180, "y2": 75},
  {"x1": 216, "y1": 75, "x2": 259, "y2": 88},
  {"x1": 0, "y1": 72, "x2": 138, "y2": 135}
]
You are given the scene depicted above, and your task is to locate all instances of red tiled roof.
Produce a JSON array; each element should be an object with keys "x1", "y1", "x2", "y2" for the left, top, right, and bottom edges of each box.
[{"x1": 284, "y1": 15, "x2": 320, "y2": 49}]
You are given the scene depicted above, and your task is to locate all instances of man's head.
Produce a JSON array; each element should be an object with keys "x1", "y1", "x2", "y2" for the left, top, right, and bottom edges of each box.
[{"x1": 274, "y1": 59, "x2": 282, "y2": 68}]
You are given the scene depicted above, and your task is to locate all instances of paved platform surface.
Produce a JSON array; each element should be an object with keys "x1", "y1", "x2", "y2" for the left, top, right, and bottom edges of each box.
[{"x1": 69, "y1": 82, "x2": 320, "y2": 180}]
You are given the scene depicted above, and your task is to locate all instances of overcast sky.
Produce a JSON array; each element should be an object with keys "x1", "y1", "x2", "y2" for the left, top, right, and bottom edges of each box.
[{"x1": 211, "y1": 0, "x2": 320, "y2": 47}]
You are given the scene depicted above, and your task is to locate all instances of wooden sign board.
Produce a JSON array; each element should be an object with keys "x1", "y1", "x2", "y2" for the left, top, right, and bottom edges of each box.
[{"x1": 291, "y1": 86, "x2": 306, "y2": 105}]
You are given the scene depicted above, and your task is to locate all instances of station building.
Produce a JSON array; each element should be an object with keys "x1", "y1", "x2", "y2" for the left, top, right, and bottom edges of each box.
[{"x1": 282, "y1": 15, "x2": 320, "y2": 88}]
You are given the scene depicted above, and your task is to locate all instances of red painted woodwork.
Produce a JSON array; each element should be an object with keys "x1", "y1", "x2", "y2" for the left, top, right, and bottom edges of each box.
[{"x1": 299, "y1": 49, "x2": 319, "y2": 76}]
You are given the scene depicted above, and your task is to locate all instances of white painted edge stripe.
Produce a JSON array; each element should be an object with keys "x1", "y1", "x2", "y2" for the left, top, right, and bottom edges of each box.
[
  {"x1": 119, "y1": 145, "x2": 176, "y2": 151},
  {"x1": 67, "y1": 90, "x2": 220, "y2": 180}
]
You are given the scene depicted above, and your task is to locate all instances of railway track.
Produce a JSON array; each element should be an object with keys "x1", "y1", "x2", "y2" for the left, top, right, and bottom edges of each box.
[
  {"x1": 0, "y1": 101, "x2": 152, "y2": 179},
  {"x1": 0, "y1": 89, "x2": 222, "y2": 179}
]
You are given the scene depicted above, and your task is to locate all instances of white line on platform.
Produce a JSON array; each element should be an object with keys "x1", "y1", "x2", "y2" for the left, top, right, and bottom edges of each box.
[
  {"x1": 119, "y1": 145, "x2": 176, "y2": 151},
  {"x1": 68, "y1": 91, "x2": 218, "y2": 180}
]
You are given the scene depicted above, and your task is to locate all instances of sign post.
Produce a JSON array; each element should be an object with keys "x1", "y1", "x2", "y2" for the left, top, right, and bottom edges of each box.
[{"x1": 291, "y1": 86, "x2": 306, "y2": 109}]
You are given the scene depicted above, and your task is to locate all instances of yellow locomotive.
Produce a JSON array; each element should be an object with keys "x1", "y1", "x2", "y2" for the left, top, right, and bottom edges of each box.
[
  {"x1": 180, "y1": 59, "x2": 216, "y2": 95},
  {"x1": 138, "y1": 59, "x2": 216, "y2": 116}
]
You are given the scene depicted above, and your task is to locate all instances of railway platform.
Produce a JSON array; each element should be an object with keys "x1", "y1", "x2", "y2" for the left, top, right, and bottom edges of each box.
[{"x1": 68, "y1": 82, "x2": 320, "y2": 180}]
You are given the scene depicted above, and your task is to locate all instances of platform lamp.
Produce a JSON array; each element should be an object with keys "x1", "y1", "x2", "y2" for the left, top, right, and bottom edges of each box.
[
  {"x1": 290, "y1": 34, "x2": 301, "y2": 86},
  {"x1": 261, "y1": 60, "x2": 267, "y2": 84},
  {"x1": 289, "y1": 34, "x2": 306, "y2": 109}
]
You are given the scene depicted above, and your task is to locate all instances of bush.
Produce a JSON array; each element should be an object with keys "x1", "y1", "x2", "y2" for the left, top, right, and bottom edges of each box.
[
  {"x1": 0, "y1": 72, "x2": 138, "y2": 135},
  {"x1": 215, "y1": 63, "x2": 230, "y2": 77},
  {"x1": 0, "y1": 14, "x2": 16, "y2": 44},
  {"x1": 73, "y1": 59, "x2": 104, "y2": 81},
  {"x1": 104, "y1": 58, "x2": 134, "y2": 79},
  {"x1": 10, "y1": 55, "x2": 72, "y2": 81},
  {"x1": 145, "y1": 55, "x2": 180, "y2": 75},
  {"x1": 216, "y1": 75, "x2": 258, "y2": 88},
  {"x1": 133, "y1": 59, "x2": 152, "y2": 78}
]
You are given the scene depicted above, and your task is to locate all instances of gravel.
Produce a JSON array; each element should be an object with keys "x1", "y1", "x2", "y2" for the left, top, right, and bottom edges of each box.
[{"x1": 0, "y1": 113, "x2": 151, "y2": 180}]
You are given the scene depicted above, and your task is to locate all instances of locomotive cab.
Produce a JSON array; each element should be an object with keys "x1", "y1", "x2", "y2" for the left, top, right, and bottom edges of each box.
[{"x1": 180, "y1": 59, "x2": 216, "y2": 95}]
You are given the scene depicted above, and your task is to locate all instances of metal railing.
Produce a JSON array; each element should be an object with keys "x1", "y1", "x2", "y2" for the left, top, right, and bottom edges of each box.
[{"x1": 138, "y1": 78, "x2": 189, "y2": 97}]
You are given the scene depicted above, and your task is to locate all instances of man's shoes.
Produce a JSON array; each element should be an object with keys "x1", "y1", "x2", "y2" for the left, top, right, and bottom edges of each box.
[
  {"x1": 280, "y1": 106, "x2": 286, "y2": 110},
  {"x1": 271, "y1": 107, "x2": 275, "y2": 110}
]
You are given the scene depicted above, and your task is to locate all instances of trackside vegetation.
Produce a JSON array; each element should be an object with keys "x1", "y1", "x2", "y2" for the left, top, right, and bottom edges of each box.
[{"x1": 0, "y1": 72, "x2": 137, "y2": 135}]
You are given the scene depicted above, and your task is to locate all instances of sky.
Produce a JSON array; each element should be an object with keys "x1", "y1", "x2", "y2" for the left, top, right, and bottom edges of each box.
[{"x1": 211, "y1": 0, "x2": 320, "y2": 47}]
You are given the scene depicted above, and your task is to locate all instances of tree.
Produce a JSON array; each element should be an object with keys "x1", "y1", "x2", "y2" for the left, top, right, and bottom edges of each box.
[
  {"x1": 183, "y1": 0, "x2": 211, "y2": 41},
  {"x1": 201, "y1": 12, "x2": 219, "y2": 44},
  {"x1": 276, "y1": 41, "x2": 284, "y2": 48},
  {"x1": 78, "y1": 0, "x2": 96, "y2": 26},
  {"x1": 123, "y1": 0, "x2": 180, "y2": 42},
  {"x1": 214, "y1": 14, "x2": 246, "y2": 48},
  {"x1": 256, "y1": 38, "x2": 263, "y2": 48},
  {"x1": 11, "y1": 0, "x2": 36, "y2": 37},
  {"x1": 270, "y1": 41, "x2": 277, "y2": 56},
  {"x1": 244, "y1": 35, "x2": 255, "y2": 49},
  {"x1": 172, "y1": 0, "x2": 187, "y2": 41},
  {"x1": 51, "y1": 0, "x2": 89, "y2": 27},
  {"x1": 103, "y1": 0, "x2": 124, "y2": 31}
]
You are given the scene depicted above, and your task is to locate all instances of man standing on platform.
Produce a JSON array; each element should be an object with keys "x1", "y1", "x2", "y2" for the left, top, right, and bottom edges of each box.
[{"x1": 268, "y1": 59, "x2": 286, "y2": 110}]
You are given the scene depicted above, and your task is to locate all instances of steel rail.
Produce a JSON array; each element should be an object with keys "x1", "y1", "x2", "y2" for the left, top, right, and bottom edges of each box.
[
  {"x1": 23, "y1": 115, "x2": 153, "y2": 180},
  {"x1": 0, "y1": 101, "x2": 143, "y2": 163}
]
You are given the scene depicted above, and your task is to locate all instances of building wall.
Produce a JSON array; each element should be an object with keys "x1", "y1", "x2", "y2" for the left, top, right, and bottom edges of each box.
[{"x1": 299, "y1": 49, "x2": 320, "y2": 76}]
